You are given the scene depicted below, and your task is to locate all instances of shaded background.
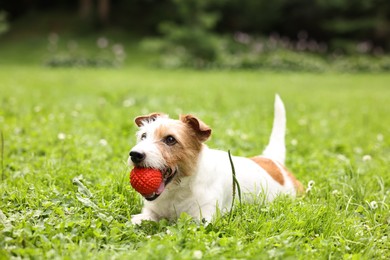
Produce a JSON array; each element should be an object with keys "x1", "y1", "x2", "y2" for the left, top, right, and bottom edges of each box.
[
  {"x1": 2, "y1": 0, "x2": 390, "y2": 47},
  {"x1": 0, "y1": 0, "x2": 390, "y2": 70}
]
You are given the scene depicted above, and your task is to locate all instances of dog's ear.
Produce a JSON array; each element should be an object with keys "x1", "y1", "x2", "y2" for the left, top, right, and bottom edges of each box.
[
  {"x1": 180, "y1": 114, "x2": 212, "y2": 142},
  {"x1": 134, "y1": 113, "x2": 167, "y2": 127}
]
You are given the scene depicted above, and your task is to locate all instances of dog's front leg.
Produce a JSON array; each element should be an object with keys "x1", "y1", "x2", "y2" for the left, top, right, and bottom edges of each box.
[{"x1": 131, "y1": 208, "x2": 159, "y2": 225}]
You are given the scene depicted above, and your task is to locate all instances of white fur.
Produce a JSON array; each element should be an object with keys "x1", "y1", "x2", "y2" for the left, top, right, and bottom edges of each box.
[
  {"x1": 130, "y1": 95, "x2": 299, "y2": 224},
  {"x1": 133, "y1": 148, "x2": 296, "y2": 224},
  {"x1": 262, "y1": 94, "x2": 286, "y2": 164},
  {"x1": 128, "y1": 118, "x2": 174, "y2": 169}
]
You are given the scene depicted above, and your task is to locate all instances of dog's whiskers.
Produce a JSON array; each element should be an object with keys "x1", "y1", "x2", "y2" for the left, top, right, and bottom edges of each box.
[{"x1": 174, "y1": 178, "x2": 181, "y2": 185}]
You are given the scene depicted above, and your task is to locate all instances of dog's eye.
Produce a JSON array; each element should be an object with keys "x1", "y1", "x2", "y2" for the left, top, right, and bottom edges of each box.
[
  {"x1": 164, "y1": 135, "x2": 177, "y2": 146},
  {"x1": 140, "y1": 133, "x2": 147, "y2": 140}
]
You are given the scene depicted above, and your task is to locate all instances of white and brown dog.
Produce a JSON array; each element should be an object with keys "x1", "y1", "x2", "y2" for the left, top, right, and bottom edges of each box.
[{"x1": 128, "y1": 95, "x2": 303, "y2": 224}]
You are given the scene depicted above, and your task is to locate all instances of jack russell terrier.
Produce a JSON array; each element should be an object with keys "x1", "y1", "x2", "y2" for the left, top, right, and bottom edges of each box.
[{"x1": 128, "y1": 95, "x2": 303, "y2": 224}]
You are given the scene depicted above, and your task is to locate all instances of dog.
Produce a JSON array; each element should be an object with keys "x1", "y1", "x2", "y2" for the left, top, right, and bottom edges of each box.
[{"x1": 128, "y1": 95, "x2": 303, "y2": 224}]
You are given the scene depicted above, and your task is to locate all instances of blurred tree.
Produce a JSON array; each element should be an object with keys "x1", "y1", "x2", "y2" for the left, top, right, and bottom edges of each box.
[
  {"x1": 157, "y1": 0, "x2": 221, "y2": 64},
  {"x1": 0, "y1": 0, "x2": 389, "y2": 50},
  {"x1": 79, "y1": 0, "x2": 110, "y2": 26},
  {"x1": 317, "y1": 0, "x2": 390, "y2": 49},
  {"x1": 216, "y1": 0, "x2": 390, "y2": 44},
  {"x1": 216, "y1": 0, "x2": 285, "y2": 34},
  {"x1": 79, "y1": 0, "x2": 92, "y2": 19},
  {"x1": 97, "y1": 0, "x2": 110, "y2": 25},
  {"x1": 0, "y1": 10, "x2": 8, "y2": 35}
]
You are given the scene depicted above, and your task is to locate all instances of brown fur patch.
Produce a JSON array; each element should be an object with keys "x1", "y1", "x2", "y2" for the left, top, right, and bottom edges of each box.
[
  {"x1": 154, "y1": 121, "x2": 203, "y2": 177},
  {"x1": 180, "y1": 114, "x2": 211, "y2": 142},
  {"x1": 280, "y1": 164, "x2": 305, "y2": 195},
  {"x1": 135, "y1": 113, "x2": 167, "y2": 127},
  {"x1": 251, "y1": 157, "x2": 285, "y2": 185}
]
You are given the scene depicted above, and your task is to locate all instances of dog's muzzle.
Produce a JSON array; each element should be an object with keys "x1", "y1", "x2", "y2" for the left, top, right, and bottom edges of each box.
[{"x1": 129, "y1": 151, "x2": 146, "y2": 164}]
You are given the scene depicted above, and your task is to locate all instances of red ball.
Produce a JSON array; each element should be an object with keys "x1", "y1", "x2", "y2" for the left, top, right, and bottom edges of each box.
[{"x1": 130, "y1": 167, "x2": 163, "y2": 196}]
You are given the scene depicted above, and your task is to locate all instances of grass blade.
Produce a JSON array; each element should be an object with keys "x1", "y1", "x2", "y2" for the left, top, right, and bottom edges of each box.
[
  {"x1": 1, "y1": 130, "x2": 4, "y2": 181},
  {"x1": 228, "y1": 150, "x2": 242, "y2": 221}
]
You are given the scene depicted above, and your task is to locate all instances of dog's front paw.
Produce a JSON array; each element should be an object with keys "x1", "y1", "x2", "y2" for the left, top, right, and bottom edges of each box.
[{"x1": 131, "y1": 213, "x2": 155, "y2": 225}]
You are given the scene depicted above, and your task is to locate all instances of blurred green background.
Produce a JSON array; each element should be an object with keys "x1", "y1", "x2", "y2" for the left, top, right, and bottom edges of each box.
[{"x1": 1, "y1": 0, "x2": 389, "y2": 70}]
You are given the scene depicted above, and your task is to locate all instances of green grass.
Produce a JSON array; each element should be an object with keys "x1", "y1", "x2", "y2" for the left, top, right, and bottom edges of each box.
[{"x1": 1, "y1": 43, "x2": 390, "y2": 258}]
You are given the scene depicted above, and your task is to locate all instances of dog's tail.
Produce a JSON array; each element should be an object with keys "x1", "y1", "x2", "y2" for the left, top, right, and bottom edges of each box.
[{"x1": 262, "y1": 94, "x2": 286, "y2": 164}]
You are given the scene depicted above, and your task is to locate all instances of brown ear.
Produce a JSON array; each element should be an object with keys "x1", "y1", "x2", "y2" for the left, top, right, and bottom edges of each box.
[
  {"x1": 134, "y1": 113, "x2": 167, "y2": 127},
  {"x1": 180, "y1": 114, "x2": 212, "y2": 142}
]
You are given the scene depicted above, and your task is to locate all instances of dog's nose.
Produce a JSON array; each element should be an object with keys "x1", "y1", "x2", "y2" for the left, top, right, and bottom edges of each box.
[{"x1": 129, "y1": 151, "x2": 146, "y2": 164}]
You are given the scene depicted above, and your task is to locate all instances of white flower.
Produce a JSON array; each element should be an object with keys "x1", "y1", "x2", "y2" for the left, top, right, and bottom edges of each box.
[
  {"x1": 97, "y1": 37, "x2": 109, "y2": 48},
  {"x1": 336, "y1": 154, "x2": 349, "y2": 162},
  {"x1": 112, "y1": 44, "x2": 124, "y2": 55},
  {"x1": 369, "y1": 201, "x2": 378, "y2": 210},
  {"x1": 48, "y1": 33, "x2": 59, "y2": 44},
  {"x1": 193, "y1": 250, "x2": 203, "y2": 259},
  {"x1": 240, "y1": 133, "x2": 248, "y2": 140},
  {"x1": 67, "y1": 40, "x2": 78, "y2": 51},
  {"x1": 57, "y1": 133, "x2": 66, "y2": 140},
  {"x1": 14, "y1": 128, "x2": 22, "y2": 135},
  {"x1": 122, "y1": 98, "x2": 135, "y2": 107},
  {"x1": 354, "y1": 147, "x2": 363, "y2": 154},
  {"x1": 99, "y1": 139, "x2": 108, "y2": 146},
  {"x1": 377, "y1": 134, "x2": 384, "y2": 142},
  {"x1": 291, "y1": 139, "x2": 298, "y2": 146},
  {"x1": 34, "y1": 106, "x2": 42, "y2": 113},
  {"x1": 113, "y1": 43, "x2": 126, "y2": 62},
  {"x1": 298, "y1": 118, "x2": 307, "y2": 126},
  {"x1": 226, "y1": 129, "x2": 235, "y2": 136},
  {"x1": 234, "y1": 32, "x2": 250, "y2": 44},
  {"x1": 362, "y1": 155, "x2": 372, "y2": 162},
  {"x1": 71, "y1": 111, "x2": 79, "y2": 117},
  {"x1": 332, "y1": 190, "x2": 339, "y2": 195},
  {"x1": 306, "y1": 180, "x2": 315, "y2": 193}
]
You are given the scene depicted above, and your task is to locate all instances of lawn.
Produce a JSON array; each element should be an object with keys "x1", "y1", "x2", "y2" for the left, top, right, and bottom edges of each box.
[{"x1": 0, "y1": 54, "x2": 390, "y2": 258}]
